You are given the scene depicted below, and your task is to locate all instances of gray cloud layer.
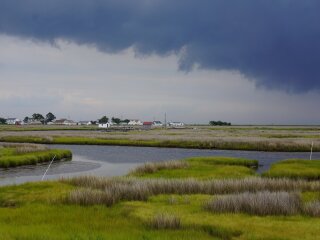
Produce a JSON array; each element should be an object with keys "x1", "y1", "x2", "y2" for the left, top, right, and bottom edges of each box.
[{"x1": 1, "y1": 0, "x2": 320, "y2": 92}]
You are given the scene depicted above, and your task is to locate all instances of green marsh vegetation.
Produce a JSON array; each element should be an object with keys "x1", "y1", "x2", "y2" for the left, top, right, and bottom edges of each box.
[
  {"x1": 263, "y1": 159, "x2": 320, "y2": 180},
  {"x1": 1, "y1": 134, "x2": 319, "y2": 152},
  {"x1": 0, "y1": 143, "x2": 72, "y2": 168},
  {"x1": 1, "y1": 155, "x2": 320, "y2": 239},
  {"x1": 1, "y1": 176, "x2": 319, "y2": 239},
  {"x1": 0, "y1": 174, "x2": 319, "y2": 240},
  {"x1": 129, "y1": 156, "x2": 258, "y2": 179}
]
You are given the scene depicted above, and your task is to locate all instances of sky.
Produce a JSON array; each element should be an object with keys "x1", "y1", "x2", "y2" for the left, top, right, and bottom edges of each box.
[{"x1": 1, "y1": 0, "x2": 320, "y2": 124}]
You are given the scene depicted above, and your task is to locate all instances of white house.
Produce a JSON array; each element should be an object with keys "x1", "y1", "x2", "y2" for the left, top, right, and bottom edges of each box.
[
  {"x1": 64, "y1": 120, "x2": 77, "y2": 126},
  {"x1": 167, "y1": 122, "x2": 185, "y2": 127},
  {"x1": 52, "y1": 119, "x2": 77, "y2": 125},
  {"x1": 6, "y1": 118, "x2": 20, "y2": 125},
  {"x1": 98, "y1": 123, "x2": 111, "y2": 128},
  {"x1": 77, "y1": 121, "x2": 93, "y2": 126},
  {"x1": 153, "y1": 121, "x2": 163, "y2": 127},
  {"x1": 26, "y1": 118, "x2": 42, "y2": 125},
  {"x1": 128, "y1": 120, "x2": 143, "y2": 126}
]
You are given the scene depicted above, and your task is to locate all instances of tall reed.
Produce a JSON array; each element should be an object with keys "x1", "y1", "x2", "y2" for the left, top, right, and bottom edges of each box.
[
  {"x1": 0, "y1": 142, "x2": 48, "y2": 153},
  {"x1": 149, "y1": 213, "x2": 181, "y2": 229},
  {"x1": 64, "y1": 176, "x2": 320, "y2": 206},
  {"x1": 129, "y1": 160, "x2": 189, "y2": 175},
  {"x1": 303, "y1": 201, "x2": 320, "y2": 217},
  {"x1": 204, "y1": 191, "x2": 302, "y2": 216}
]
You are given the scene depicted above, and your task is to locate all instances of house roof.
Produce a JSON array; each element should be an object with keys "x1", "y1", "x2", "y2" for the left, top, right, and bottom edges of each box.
[{"x1": 54, "y1": 119, "x2": 67, "y2": 123}]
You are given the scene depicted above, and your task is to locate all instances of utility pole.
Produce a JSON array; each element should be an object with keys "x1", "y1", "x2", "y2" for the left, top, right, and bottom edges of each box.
[{"x1": 164, "y1": 112, "x2": 167, "y2": 129}]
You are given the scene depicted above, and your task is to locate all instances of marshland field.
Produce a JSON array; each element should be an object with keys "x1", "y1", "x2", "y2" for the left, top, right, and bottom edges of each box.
[
  {"x1": 0, "y1": 125, "x2": 320, "y2": 239},
  {"x1": 1, "y1": 124, "x2": 320, "y2": 151}
]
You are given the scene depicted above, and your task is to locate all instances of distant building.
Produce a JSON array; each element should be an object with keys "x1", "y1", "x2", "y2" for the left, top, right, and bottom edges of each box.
[
  {"x1": 52, "y1": 119, "x2": 77, "y2": 125},
  {"x1": 153, "y1": 121, "x2": 163, "y2": 127},
  {"x1": 6, "y1": 118, "x2": 20, "y2": 125},
  {"x1": 167, "y1": 122, "x2": 185, "y2": 128},
  {"x1": 143, "y1": 121, "x2": 153, "y2": 130},
  {"x1": 64, "y1": 120, "x2": 77, "y2": 126},
  {"x1": 98, "y1": 123, "x2": 111, "y2": 128},
  {"x1": 26, "y1": 118, "x2": 43, "y2": 125},
  {"x1": 77, "y1": 121, "x2": 93, "y2": 126},
  {"x1": 128, "y1": 120, "x2": 143, "y2": 126}
]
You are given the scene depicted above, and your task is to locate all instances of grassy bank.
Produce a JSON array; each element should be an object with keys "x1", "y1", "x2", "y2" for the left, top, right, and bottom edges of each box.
[
  {"x1": 0, "y1": 143, "x2": 72, "y2": 168},
  {"x1": 129, "y1": 157, "x2": 258, "y2": 179},
  {"x1": 1, "y1": 135, "x2": 319, "y2": 151},
  {"x1": 263, "y1": 159, "x2": 320, "y2": 180}
]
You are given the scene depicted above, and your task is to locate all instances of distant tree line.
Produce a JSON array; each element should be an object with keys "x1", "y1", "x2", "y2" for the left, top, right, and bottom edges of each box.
[
  {"x1": 98, "y1": 116, "x2": 130, "y2": 125},
  {"x1": 24, "y1": 112, "x2": 56, "y2": 124},
  {"x1": 209, "y1": 120, "x2": 231, "y2": 126},
  {"x1": 0, "y1": 117, "x2": 6, "y2": 124}
]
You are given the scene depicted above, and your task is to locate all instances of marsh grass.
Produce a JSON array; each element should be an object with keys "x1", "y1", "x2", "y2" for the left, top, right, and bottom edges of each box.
[
  {"x1": 66, "y1": 188, "x2": 116, "y2": 206},
  {"x1": 204, "y1": 191, "x2": 302, "y2": 216},
  {"x1": 263, "y1": 159, "x2": 320, "y2": 180},
  {"x1": 149, "y1": 213, "x2": 181, "y2": 229},
  {"x1": 64, "y1": 176, "x2": 320, "y2": 207},
  {"x1": 1, "y1": 135, "x2": 319, "y2": 152},
  {"x1": 0, "y1": 148, "x2": 72, "y2": 168},
  {"x1": 200, "y1": 225, "x2": 242, "y2": 240},
  {"x1": 1, "y1": 178, "x2": 320, "y2": 239},
  {"x1": 167, "y1": 195, "x2": 178, "y2": 205},
  {"x1": 186, "y1": 156, "x2": 258, "y2": 168},
  {"x1": 303, "y1": 201, "x2": 320, "y2": 217},
  {"x1": 129, "y1": 157, "x2": 257, "y2": 179},
  {"x1": 0, "y1": 142, "x2": 48, "y2": 154},
  {"x1": 129, "y1": 160, "x2": 189, "y2": 175}
]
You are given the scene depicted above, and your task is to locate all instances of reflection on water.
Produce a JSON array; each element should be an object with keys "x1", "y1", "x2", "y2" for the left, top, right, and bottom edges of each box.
[{"x1": 1, "y1": 144, "x2": 319, "y2": 186}]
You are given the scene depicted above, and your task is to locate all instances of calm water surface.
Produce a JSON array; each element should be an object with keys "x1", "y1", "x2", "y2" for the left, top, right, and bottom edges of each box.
[{"x1": 0, "y1": 145, "x2": 318, "y2": 185}]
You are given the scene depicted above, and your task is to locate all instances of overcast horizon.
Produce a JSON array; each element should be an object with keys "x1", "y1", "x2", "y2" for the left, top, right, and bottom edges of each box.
[{"x1": 1, "y1": 1, "x2": 320, "y2": 125}]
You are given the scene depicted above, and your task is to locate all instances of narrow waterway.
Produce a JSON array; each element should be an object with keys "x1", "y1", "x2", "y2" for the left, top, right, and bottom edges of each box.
[{"x1": 0, "y1": 144, "x2": 318, "y2": 185}]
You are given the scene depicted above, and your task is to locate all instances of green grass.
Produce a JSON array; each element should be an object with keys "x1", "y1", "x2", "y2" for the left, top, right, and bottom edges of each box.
[
  {"x1": 0, "y1": 136, "x2": 52, "y2": 144},
  {"x1": 0, "y1": 147, "x2": 72, "y2": 168},
  {"x1": 186, "y1": 156, "x2": 258, "y2": 167},
  {"x1": 129, "y1": 157, "x2": 258, "y2": 179},
  {"x1": 129, "y1": 194, "x2": 320, "y2": 240},
  {"x1": 263, "y1": 159, "x2": 320, "y2": 180},
  {"x1": 1, "y1": 135, "x2": 318, "y2": 151},
  {"x1": 0, "y1": 183, "x2": 225, "y2": 240},
  {"x1": 1, "y1": 182, "x2": 320, "y2": 240}
]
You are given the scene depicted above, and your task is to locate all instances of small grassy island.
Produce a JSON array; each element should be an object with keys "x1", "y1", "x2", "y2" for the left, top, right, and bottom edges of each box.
[
  {"x1": 0, "y1": 154, "x2": 320, "y2": 239},
  {"x1": 0, "y1": 143, "x2": 72, "y2": 168},
  {"x1": 263, "y1": 159, "x2": 320, "y2": 180}
]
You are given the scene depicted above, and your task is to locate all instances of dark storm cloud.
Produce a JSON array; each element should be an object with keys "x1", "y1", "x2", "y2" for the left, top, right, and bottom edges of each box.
[{"x1": 1, "y1": 0, "x2": 320, "y2": 92}]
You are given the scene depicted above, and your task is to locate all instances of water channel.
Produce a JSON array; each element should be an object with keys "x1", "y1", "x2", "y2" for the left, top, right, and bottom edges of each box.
[{"x1": 0, "y1": 144, "x2": 318, "y2": 186}]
